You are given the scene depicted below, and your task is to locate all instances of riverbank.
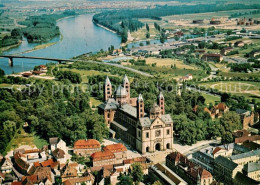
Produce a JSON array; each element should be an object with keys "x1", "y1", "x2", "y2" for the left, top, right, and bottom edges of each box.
[
  {"x1": 0, "y1": 40, "x2": 22, "y2": 53},
  {"x1": 92, "y1": 20, "x2": 117, "y2": 34}
]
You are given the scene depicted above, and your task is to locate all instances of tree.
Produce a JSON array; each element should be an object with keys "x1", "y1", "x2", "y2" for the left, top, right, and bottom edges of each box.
[
  {"x1": 221, "y1": 131, "x2": 233, "y2": 144},
  {"x1": 0, "y1": 68, "x2": 5, "y2": 78},
  {"x1": 146, "y1": 32, "x2": 150, "y2": 38},
  {"x1": 220, "y1": 111, "x2": 241, "y2": 132},
  {"x1": 130, "y1": 163, "x2": 144, "y2": 184},
  {"x1": 117, "y1": 174, "x2": 133, "y2": 185},
  {"x1": 152, "y1": 181, "x2": 163, "y2": 185},
  {"x1": 146, "y1": 23, "x2": 150, "y2": 32}
]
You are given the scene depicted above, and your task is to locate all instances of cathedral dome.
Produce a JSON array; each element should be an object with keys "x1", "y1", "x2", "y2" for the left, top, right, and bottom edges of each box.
[
  {"x1": 150, "y1": 103, "x2": 161, "y2": 114},
  {"x1": 116, "y1": 85, "x2": 127, "y2": 97}
]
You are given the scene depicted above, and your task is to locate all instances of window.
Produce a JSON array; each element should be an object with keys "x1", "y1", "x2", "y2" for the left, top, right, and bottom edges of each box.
[
  {"x1": 155, "y1": 130, "x2": 161, "y2": 137},
  {"x1": 138, "y1": 131, "x2": 141, "y2": 137},
  {"x1": 167, "y1": 129, "x2": 170, "y2": 135},
  {"x1": 146, "y1": 132, "x2": 149, "y2": 138}
]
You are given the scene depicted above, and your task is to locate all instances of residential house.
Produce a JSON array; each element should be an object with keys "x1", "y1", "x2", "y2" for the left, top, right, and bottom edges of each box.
[
  {"x1": 149, "y1": 163, "x2": 188, "y2": 185},
  {"x1": 61, "y1": 163, "x2": 79, "y2": 182},
  {"x1": 214, "y1": 156, "x2": 242, "y2": 184},
  {"x1": 230, "y1": 149, "x2": 260, "y2": 166},
  {"x1": 236, "y1": 109, "x2": 258, "y2": 129},
  {"x1": 103, "y1": 143, "x2": 127, "y2": 164},
  {"x1": 210, "y1": 103, "x2": 229, "y2": 118},
  {"x1": 49, "y1": 137, "x2": 68, "y2": 154},
  {"x1": 21, "y1": 167, "x2": 54, "y2": 185},
  {"x1": 166, "y1": 152, "x2": 213, "y2": 185},
  {"x1": 63, "y1": 174, "x2": 95, "y2": 185},
  {"x1": 201, "y1": 53, "x2": 223, "y2": 62},
  {"x1": 0, "y1": 158, "x2": 13, "y2": 173},
  {"x1": 73, "y1": 139, "x2": 101, "y2": 157},
  {"x1": 52, "y1": 148, "x2": 66, "y2": 164},
  {"x1": 91, "y1": 150, "x2": 116, "y2": 167},
  {"x1": 234, "y1": 41, "x2": 245, "y2": 47},
  {"x1": 179, "y1": 74, "x2": 193, "y2": 82},
  {"x1": 221, "y1": 47, "x2": 234, "y2": 56}
]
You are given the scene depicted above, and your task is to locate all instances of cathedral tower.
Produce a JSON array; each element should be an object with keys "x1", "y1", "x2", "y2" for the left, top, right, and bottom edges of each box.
[
  {"x1": 158, "y1": 92, "x2": 165, "y2": 115},
  {"x1": 104, "y1": 76, "x2": 112, "y2": 101},
  {"x1": 123, "y1": 75, "x2": 130, "y2": 102},
  {"x1": 137, "y1": 94, "x2": 144, "y2": 118}
]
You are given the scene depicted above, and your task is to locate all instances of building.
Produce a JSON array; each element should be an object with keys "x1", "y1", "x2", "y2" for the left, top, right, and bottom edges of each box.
[
  {"x1": 0, "y1": 158, "x2": 13, "y2": 173},
  {"x1": 98, "y1": 75, "x2": 174, "y2": 154},
  {"x1": 52, "y1": 148, "x2": 66, "y2": 163},
  {"x1": 230, "y1": 149, "x2": 260, "y2": 166},
  {"x1": 91, "y1": 150, "x2": 116, "y2": 167},
  {"x1": 214, "y1": 156, "x2": 242, "y2": 184},
  {"x1": 210, "y1": 102, "x2": 229, "y2": 118},
  {"x1": 103, "y1": 143, "x2": 127, "y2": 164},
  {"x1": 73, "y1": 139, "x2": 101, "y2": 157},
  {"x1": 221, "y1": 47, "x2": 234, "y2": 56},
  {"x1": 235, "y1": 135, "x2": 260, "y2": 144},
  {"x1": 242, "y1": 162, "x2": 260, "y2": 182},
  {"x1": 235, "y1": 109, "x2": 257, "y2": 130},
  {"x1": 49, "y1": 137, "x2": 68, "y2": 154},
  {"x1": 201, "y1": 53, "x2": 223, "y2": 62},
  {"x1": 149, "y1": 163, "x2": 188, "y2": 185},
  {"x1": 193, "y1": 20, "x2": 203, "y2": 24},
  {"x1": 234, "y1": 41, "x2": 245, "y2": 47},
  {"x1": 166, "y1": 152, "x2": 213, "y2": 185},
  {"x1": 179, "y1": 74, "x2": 193, "y2": 82},
  {"x1": 63, "y1": 174, "x2": 95, "y2": 185}
]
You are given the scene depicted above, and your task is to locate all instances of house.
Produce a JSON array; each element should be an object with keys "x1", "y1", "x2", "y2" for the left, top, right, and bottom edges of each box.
[
  {"x1": 38, "y1": 65, "x2": 48, "y2": 72},
  {"x1": 61, "y1": 163, "x2": 79, "y2": 182},
  {"x1": 201, "y1": 53, "x2": 223, "y2": 62},
  {"x1": 230, "y1": 149, "x2": 260, "y2": 166},
  {"x1": 166, "y1": 152, "x2": 213, "y2": 185},
  {"x1": 242, "y1": 162, "x2": 260, "y2": 181},
  {"x1": 221, "y1": 47, "x2": 234, "y2": 56},
  {"x1": 22, "y1": 73, "x2": 32, "y2": 78},
  {"x1": 214, "y1": 156, "x2": 242, "y2": 184},
  {"x1": 49, "y1": 137, "x2": 68, "y2": 154},
  {"x1": 21, "y1": 167, "x2": 54, "y2": 185},
  {"x1": 63, "y1": 174, "x2": 95, "y2": 185},
  {"x1": 98, "y1": 75, "x2": 173, "y2": 154},
  {"x1": 179, "y1": 74, "x2": 193, "y2": 82},
  {"x1": 210, "y1": 102, "x2": 229, "y2": 118},
  {"x1": 91, "y1": 150, "x2": 116, "y2": 167},
  {"x1": 73, "y1": 139, "x2": 101, "y2": 157},
  {"x1": 234, "y1": 41, "x2": 245, "y2": 47},
  {"x1": 103, "y1": 143, "x2": 127, "y2": 164},
  {"x1": 52, "y1": 148, "x2": 66, "y2": 163},
  {"x1": 149, "y1": 163, "x2": 188, "y2": 185},
  {"x1": 235, "y1": 109, "x2": 258, "y2": 129},
  {"x1": 0, "y1": 158, "x2": 13, "y2": 173}
]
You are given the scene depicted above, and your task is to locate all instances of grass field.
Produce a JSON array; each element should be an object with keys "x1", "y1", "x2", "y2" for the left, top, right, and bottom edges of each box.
[
  {"x1": 197, "y1": 81, "x2": 260, "y2": 99},
  {"x1": 131, "y1": 26, "x2": 160, "y2": 41},
  {"x1": 4, "y1": 128, "x2": 48, "y2": 155},
  {"x1": 61, "y1": 68, "x2": 112, "y2": 83},
  {"x1": 218, "y1": 71, "x2": 260, "y2": 78},
  {"x1": 145, "y1": 57, "x2": 198, "y2": 69},
  {"x1": 201, "y1": 92, "x2": 221, "y2": 105}
]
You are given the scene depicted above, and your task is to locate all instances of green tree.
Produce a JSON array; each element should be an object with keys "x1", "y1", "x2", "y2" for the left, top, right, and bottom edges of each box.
[
  {"x1": 130, "y1": 163, "x2": 144, "y2": 184},
  {"x1": 117, "y1": 174, "x2": 133, "y2": 185},
  {"x1": 146, "y1": 23, "x2": 150, "y2": 32}
]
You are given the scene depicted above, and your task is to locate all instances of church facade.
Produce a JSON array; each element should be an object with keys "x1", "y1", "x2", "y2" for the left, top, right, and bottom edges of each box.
[{"x1": 98, "y1": 75, "x2": 174, "y2": 154}]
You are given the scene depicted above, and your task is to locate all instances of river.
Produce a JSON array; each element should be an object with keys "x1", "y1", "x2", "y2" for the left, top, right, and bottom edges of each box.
[{"x1": 0, "y1": 14, "x2": 122, "y2": 74}]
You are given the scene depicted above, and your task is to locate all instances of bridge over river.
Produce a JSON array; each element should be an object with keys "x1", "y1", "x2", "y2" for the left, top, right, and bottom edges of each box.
[{"x1": 0, "y1": 55, "x2": 152, "y2": 77}]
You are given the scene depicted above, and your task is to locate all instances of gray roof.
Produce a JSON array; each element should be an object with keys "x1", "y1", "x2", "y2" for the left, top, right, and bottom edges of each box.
[
  {"x1": 105, "y1": 76, "x2": 111, "y2": 85},
  {"x1": 161, "y1": 114, "x2": 173, "y2": 123},
  {"x1": 236, "y1": 108, "x2": 250, "y2": 116},
  {"x1": 49, "y1": 137, "x2": 59, "y2": 145},
  {"x1": 137, "y1": 94, "x2": 143, "y2": 102},
  {"x1": 230, "y1": 149, "x2": 260, "y2": 161},
  {"x1": 139, "y1": 117, "x2": 151, "y2": 127},
  {"x1": 119, "y1": 104, "x2": 137, "y2": 118},
  {"x1": 243, "y1": 162, "x2": 260, "y2": 173},
  {"x1": 123, "y1": 74, "x2": 129, "y2": 84},
  {"x1": 215, "y1": 156, "x2": 238, "y2": 171},
  {"x1": 158, "y1": 92, "x2": 164, "y2": 99},
  {"x1": 98, "y1": 98, "x2": 118, "y2": 110},
  {"x1": 116, "y1": 85, "x2": 127, "y2": 97}
]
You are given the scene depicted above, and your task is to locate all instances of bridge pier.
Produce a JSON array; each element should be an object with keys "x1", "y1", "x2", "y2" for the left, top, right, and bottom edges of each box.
[{"x1": 8, "y1": 58, "x2": 13, "y2": 67}]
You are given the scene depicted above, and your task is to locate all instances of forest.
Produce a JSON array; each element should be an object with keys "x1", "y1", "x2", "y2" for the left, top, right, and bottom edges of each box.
[
  {"x1": 19, "y1": 11, "x2": 76, "y2": 43},
  {"x1": 0, "y1": 72, "x2": 108, "y2": 153}
]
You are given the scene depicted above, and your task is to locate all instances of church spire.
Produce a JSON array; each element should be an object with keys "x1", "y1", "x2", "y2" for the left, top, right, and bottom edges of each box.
[
  {"x1": 158, "y1": 92, "x2": 165, "y2": 115},
  {"x1": 123, "y1": 74, "x2": 130, "y2": 101},
  {"x1": 104, "y1": 76, "x2": 112, "y2": 101},
  {"x1": 137, "y1": 94, "x2": 144, "y2": 118}
]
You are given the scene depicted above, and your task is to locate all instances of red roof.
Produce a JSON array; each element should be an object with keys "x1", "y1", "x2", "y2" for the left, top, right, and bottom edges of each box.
[
  {"x1": 235, "y1": 135, "x2": 260, "y2": 144},
  {"x1": 91, "y1": 150, "x2": 115, "y2": 161},
  {"x1": 103, "y1": 143, "x2": 127, "y2": 153},
  {"x1": 74, "y1": 139, "x2": 100, "y2": 149},
  {"x1": 11, "y1": 182, "x2": 22, "y2": 185},
  {"x1": 216, "y1": 103, "x2": 228, "y2": 111},
  {"x1": 212, "y1": 147, "x2": 222, "y2": 155}
]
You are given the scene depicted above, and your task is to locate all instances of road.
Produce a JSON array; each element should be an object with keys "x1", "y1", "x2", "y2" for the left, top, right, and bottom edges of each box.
[{"x1": 202, "y1": 63, "x2": 218, "y2": 81}]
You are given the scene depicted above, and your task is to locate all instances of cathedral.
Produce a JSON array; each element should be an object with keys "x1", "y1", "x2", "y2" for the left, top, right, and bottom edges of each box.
[{"x1": 98, "y1": 75, "x2": 173, "y2": 154}]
